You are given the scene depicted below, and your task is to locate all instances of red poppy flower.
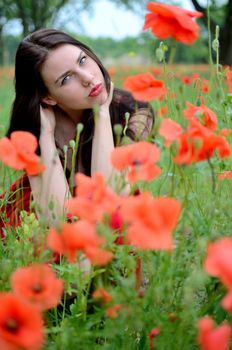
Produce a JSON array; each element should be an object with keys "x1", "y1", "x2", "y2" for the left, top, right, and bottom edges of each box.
[
  {"x1": 0, "y1": 292, "x2": 44, "y2": 350},
  {"x1": 47, "y1": 220, "x2": 113, "y2": 265},
  {"x1": 183, "y1": 102, "x2": 217, "y2": 131},
  {"x1": 218, "y1": 171, "x2": 232, "y2": 180},
  {"x1": 225, "y1": 69, "x2": 232, "y2": 93},
  {"x1": 111, "y1": 141, "x2": 161, "y2": 184},
  {"x1": 198, "y1": 316, "x2": 231, "y2": 350},
  {"x1": 0, "y1": 131, "x2": 45, "y2": 175},
  {"x1": 181, "y1": 75, "x2": 192, "y2": 85},
  {"x1": 143, "y1": 2, "x2": 203, "y2": 45},
  {"x1": 120, "y1": 192, "x2": 181, "y2": 250},
  {"x1": 92, "y1": 287, "x2": 113, "y2": 304},
  {"x1": 159, "y1": 118, "x2": 183, "y2": 147},
  {"x1": 204, "y1": 237, "x2": 232, "y2": 312},
  {"x1": 11, "y1": 264, "x2": 64, "y2": 311},
  {"x1": 174, "y1": 119, "x2": 231, "y2": 165},
  {"x1": 123, "y1": 73, "x2": 167, "y2": 101},
  {"x1": 149, "y1": 328, "x2": 160, "y2": 349},
  {"x1": 105, "y1": 304, "x2": 123, "y2": 318},
  {"x1": 66, "y1": 172, "x2": 120, "y2": 223}
]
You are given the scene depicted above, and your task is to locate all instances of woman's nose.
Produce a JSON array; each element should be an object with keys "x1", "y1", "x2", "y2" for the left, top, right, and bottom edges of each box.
[{"x1": 79, "y1": 71, "x2": 94, "y2": 87}]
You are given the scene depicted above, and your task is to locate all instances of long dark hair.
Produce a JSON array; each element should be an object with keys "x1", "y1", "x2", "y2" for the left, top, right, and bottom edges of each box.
[{"x1": 7, "y1": 28, "x2": 111, "y2": 139}]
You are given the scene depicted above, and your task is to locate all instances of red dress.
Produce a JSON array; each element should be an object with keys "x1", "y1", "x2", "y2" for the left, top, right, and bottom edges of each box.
[{"x1": 0, "y1": 173, "x2": 32, "y2": 238}]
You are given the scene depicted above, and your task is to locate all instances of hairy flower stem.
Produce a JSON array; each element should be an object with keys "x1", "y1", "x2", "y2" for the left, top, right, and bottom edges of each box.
[
  {"x1": 207, "y1": 0, "x2": 213, "y2": 68},
  {"x1": 69, "y1": 124, "x2": 83, "y2": 196},
  {"x1": 207, "y1": 158, "x2": 216, "y2": 194}
]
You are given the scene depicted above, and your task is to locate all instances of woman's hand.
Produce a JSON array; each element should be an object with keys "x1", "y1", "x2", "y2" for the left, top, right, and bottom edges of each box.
[
  {"x1": 40, "y1": 105, "x2": 56, "y2": 136},
  {"x1": 99, "y1": 81, "x2": 114, "y2": 112}
]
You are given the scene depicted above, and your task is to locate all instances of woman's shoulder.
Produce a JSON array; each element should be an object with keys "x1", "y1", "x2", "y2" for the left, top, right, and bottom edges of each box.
[
  {"x1": 112, "y1": 87, "x2": 151, "y2": 110},
  {"x1": 111, "y1": 87, "x2": 155, "y2": 141}
]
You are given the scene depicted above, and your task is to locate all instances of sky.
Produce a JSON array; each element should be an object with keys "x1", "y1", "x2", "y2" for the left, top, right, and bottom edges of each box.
[
  {"x1": 69, "y1": 0, "x2": 194, "y2": 39},
  {"x1": 5, "y1": 0, "x2": 194, "y2": 40}
]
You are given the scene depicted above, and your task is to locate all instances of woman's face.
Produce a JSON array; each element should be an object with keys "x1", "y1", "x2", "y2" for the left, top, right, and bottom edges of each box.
[{"x1": 40, "y1": 44, "x2": 108, "y2": 118}]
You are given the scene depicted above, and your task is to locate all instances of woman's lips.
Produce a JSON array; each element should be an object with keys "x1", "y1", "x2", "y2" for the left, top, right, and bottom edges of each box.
[{"x1": 89, "y1": 83, "x2": 103, "y2": 97}]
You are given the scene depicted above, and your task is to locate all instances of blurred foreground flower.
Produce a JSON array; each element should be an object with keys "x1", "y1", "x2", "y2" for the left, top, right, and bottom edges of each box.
[
  {"x1": 204, "y1": 237, "x2": 232, "y2": 312},
  {"x1": 0, "y1": 292, "x2": 44, "y2": 350},
  {"x1": 0, "y1": 131, "x2": 45, "y2": 175},
  {"x1": 143, "y1": 2, "x2": 203, "y2": 45},
  {"x1": 198, "y1": 316, "x2": 231, "y2": 350},
  {"x1": 47, "y1": 220, "x2": 113, "y2": 265},
  {"x1": 124, "y1": 73, "x2": 167, "y2": 101},
  {"x1": 120, "y1": 193, "x2": 181, "y2": 250},
  {"x1": 66, "y1": 172, "x2": 120, "y2": 223},
  {"x1": 111, "y1": 141, "x2": 161, "y2": 183},
  {"x1": 11, "y1": 264, "x2": 64, "y2": 311}
]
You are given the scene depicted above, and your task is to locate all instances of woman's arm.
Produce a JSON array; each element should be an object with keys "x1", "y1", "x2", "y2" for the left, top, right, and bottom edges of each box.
[
  {"x1": 91, "y1": 82, "x2": 115, "y2": 183},
  {"x1": 28, "y1": 106, "x2": 71, "y2": 225}
]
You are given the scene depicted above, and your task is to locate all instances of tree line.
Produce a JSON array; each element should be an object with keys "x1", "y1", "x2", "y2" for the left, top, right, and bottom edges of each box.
[{"x1": 0, "y1": 0, "x2": 231, "y2": 66}]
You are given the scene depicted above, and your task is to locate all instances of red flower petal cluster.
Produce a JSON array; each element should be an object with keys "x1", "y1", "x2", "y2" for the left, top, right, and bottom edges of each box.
[
  {"x1": 143, "y1": 2, "x2": 203, "y2": 45},
  {"x1": 11, "y1": 264, "x2": 64, "y2": 311},
  {"x1": 198, "y1": 316, "x2": 231, "y2": 350},
  {"x1": 174, "y1": 119, "x2": 230, "y2": 164},
  {"x1": 204, "y1": 237, "x2": 232, "y2": 312},
  {"x1": 92, "y1": 287, "x2": 113, "y2": 304},
  {"x1": 47, "y1": 220, "x2": 113, "y2": 265},
  {"x1": 120, "y1": 192, "x2": 181, "y2": 250},
  {"x1": 66, "y1": 172, "x2": 120, "y2": 223},
  {"x1": 0, "y1": 131, "x2": 45, "y2": 175},
  {"x1": 183, "y1": 102, "x2": 218, "y2": 131},
  {"x1": 0, "y1": 292, "x2": 44, "y2": 350},
  {"x1": 123, "y1": 73, "x2": 167, "y2": 101},
  {"x1": 111, "y1": 141, "x2": 161, "y2": 183},
  {"x1": 159, "y1": 116, "x2": 231, "y2": 164},
  {"x1": 225, "y1": 69, "x2": 232, "y2": 94}
]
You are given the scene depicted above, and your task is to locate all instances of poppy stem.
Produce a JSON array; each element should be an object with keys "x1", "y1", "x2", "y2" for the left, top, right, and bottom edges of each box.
[
  {"x1": 168, "y1": 41, "x2": 176, "y2": 65},
  {"x1": 207, "y1": 158, "x2": 216, "y2": 194}
]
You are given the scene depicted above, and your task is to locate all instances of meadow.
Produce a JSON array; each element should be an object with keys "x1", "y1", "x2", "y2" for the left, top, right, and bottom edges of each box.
[{"x1": 0, "y1": 30, "x2": 232, "y2": 350}]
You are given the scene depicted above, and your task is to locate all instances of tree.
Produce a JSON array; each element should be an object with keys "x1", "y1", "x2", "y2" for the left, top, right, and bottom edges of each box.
[
  {"x1": 13, "y1": 0, "x2": 92, "y2": 37},
  {"x1": 190, "y1": 0, "x2": 232, "y2": 65}
]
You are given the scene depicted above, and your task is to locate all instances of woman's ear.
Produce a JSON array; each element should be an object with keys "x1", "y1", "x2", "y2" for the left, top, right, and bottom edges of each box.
[{"x1": 42, "y1": 95, "x2": 57, "y2": 106}]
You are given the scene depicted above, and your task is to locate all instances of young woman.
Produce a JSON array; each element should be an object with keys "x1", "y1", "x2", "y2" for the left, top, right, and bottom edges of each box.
[{"x1": 1, "y1": 28, "x2": 154, "y2": 230}]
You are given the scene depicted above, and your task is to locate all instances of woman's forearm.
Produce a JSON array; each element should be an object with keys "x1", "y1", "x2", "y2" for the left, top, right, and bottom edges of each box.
[
  {"x1": 29, "y1": 131, "x2": 71, "y2": 225},
  {"x1": 91, "y1": 106, "x2": 114, "y2": 183}
]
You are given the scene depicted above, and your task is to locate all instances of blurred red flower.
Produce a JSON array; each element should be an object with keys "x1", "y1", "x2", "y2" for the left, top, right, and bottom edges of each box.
[
  {"x1": 218, "y1": 171, "x2": 232, "y2": 180},
  {"x1": 92, "y1": 287, "x2": 113, "y2": 304},
  {"x1": 183, "y1": 102, "x2": 218, "y2": 131},
  {"x1": 0, "y1": 131, "x2": 45, "y2": 175},
  {"x1": 198, "y1": 316, "x2": 231, "y2": 350},
  {"x1": 124, "y1": 73, "x2": 167, "y2": 101},
  {"x1": 225, "y1": 69, "x2": 232, "y2": 93},
  {"x1": 174, "y1": 119, "x2": 231, "y2": 164},
  {"x1": 11, "y1": 264, "x2": 64, "y2": 311},
  {"x1": 204, "y1": 237, "x2": 232, "y2": 312},
  {"x1": 66, "y1": 172, "x2": 120, "y2": 223},
  {"x1": 159, "y1": 118, "x2": 183, "y2": 146},
  {"x1": 106, "y1": 304, "x2": 123, "y2": 318},
  {"x1": 47, "y1": 220, "x2": 113, "y2": 265},
  {"x1": 111, "y1": 141, "x2": 161, "y2": 183},
  {"x1": 0, "y1": 292, "x2": 44, "y2": 350},
  {"x1": 143, "y1": 2, "x2": 203, "y2": 45},
  {"x1": 120, "y1": 192, "x2": 181, "y2": 250}
]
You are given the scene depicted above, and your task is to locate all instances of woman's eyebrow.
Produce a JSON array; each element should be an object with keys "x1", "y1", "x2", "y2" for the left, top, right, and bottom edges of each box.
[{"x1": 55, "y1": 51, "x2": 83, "y2": 84}]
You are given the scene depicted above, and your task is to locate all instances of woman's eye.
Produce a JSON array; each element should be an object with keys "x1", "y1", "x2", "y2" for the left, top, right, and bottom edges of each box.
[
  {"x1": 80, "y1": 56, "x2": 87, "y2": 65},
  {"x1": 61, "y1": 74, "x2": 72, "y2": 85}
]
